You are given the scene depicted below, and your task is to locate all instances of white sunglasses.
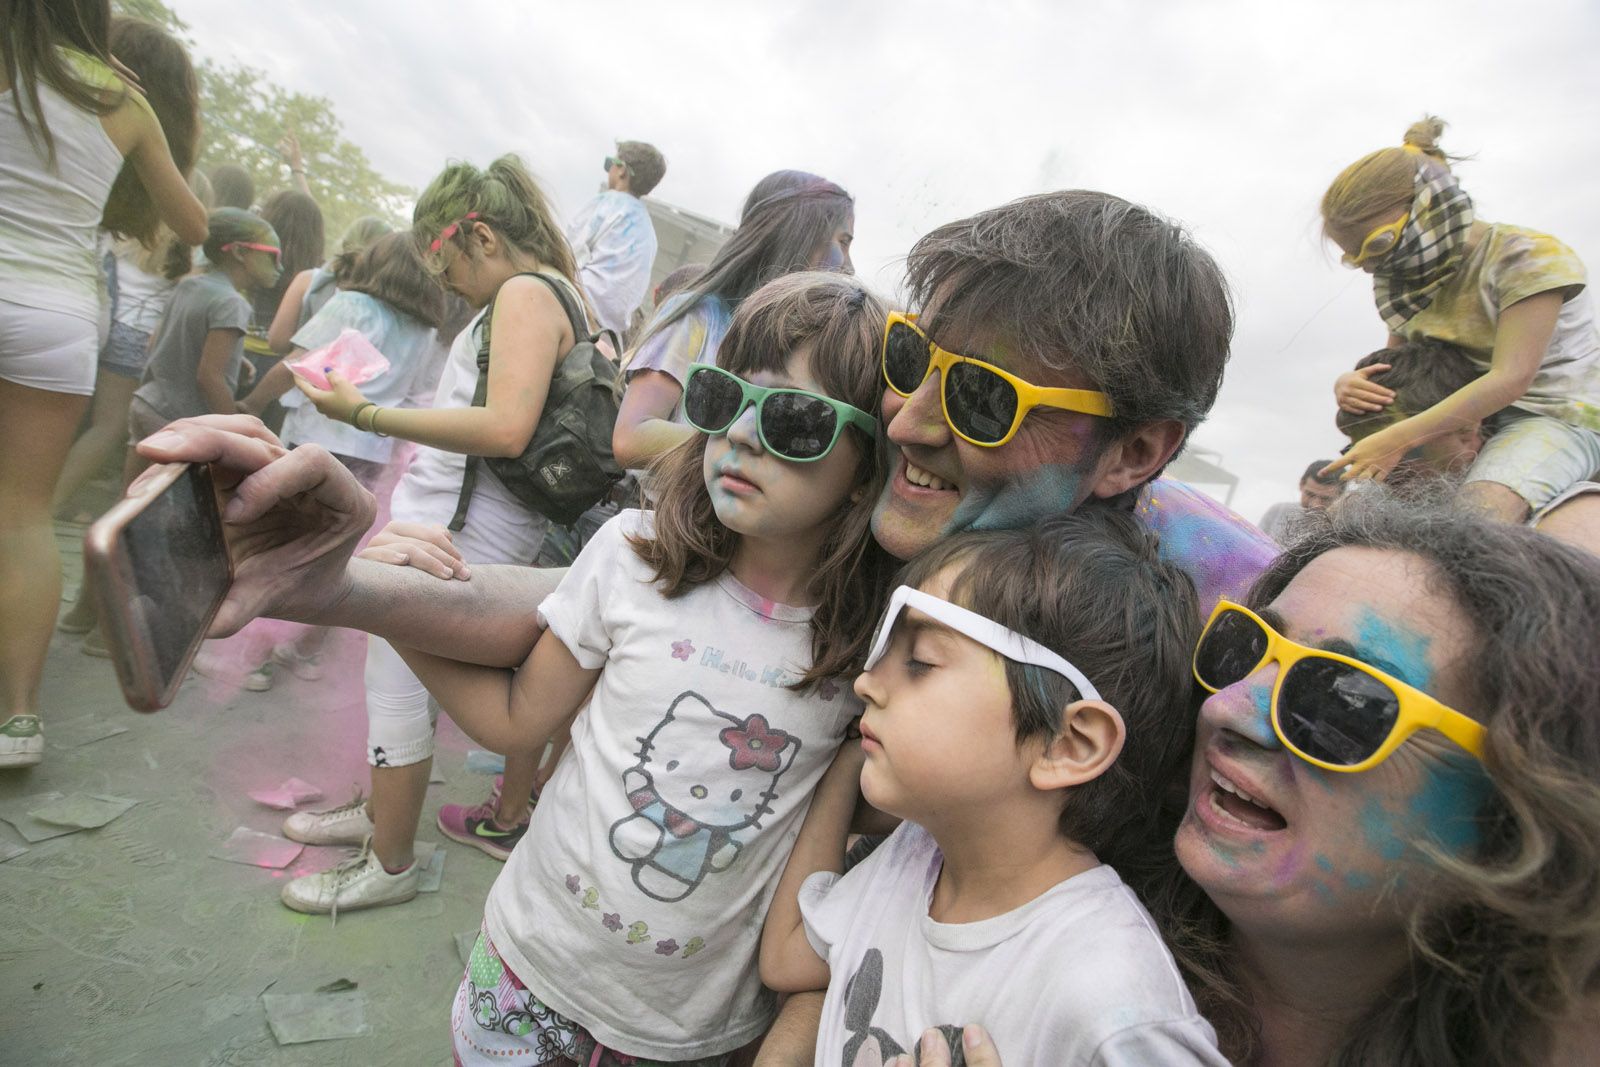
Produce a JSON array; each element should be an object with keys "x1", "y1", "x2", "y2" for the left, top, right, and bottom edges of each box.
[{"x1": 864, "y1": 586, "x2": 1103, "y2": 702}]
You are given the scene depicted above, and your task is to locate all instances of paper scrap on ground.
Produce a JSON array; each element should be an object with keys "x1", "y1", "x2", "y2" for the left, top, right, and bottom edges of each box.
[
  {"x1": 465, "y1": 750, "x2": 505, "y2": 774},
  {"x1": 248, "y1": 778, "x2": 325, "y2": 810},
  {"x1": 28, "y1": 793, "x2": 137, "y2": 830},
  {"x1": 46, "y1": 717, "x2": 130, "y2": 749},
  {"x1": 261, "y1": 990, "x2": 370, "y2": 1045},
  {"x1": 455, "y1": 931, "x2": 478, "y2": 966},
  {"x1": 314, "y1": 978, "x2": 358, "y2": 994},
  {"x1": 429, "y1": 767, "x2": 447, "y2": 784},
  {"x1": 0, "y1": 841, "x2": 28, "y2": 863},
  {"x1": 210, "y1": 827, "x2": 303, "y2": 869},
  {"x1": 417, "y1": 845, "x2": 445, "y2": 893},
  {"x1": 0, "y1": 792, "x2": 75, "y2": 842}
]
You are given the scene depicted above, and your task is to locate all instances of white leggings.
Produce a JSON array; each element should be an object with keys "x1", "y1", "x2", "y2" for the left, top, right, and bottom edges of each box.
[{"x1": 363, "y1": 500, "x2": 550, "y2": 768}]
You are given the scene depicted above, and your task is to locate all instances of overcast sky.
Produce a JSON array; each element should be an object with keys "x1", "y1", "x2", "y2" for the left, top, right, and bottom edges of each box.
[{"x1": 176, "y1": 0, "x2": 1600, "y2": 521}]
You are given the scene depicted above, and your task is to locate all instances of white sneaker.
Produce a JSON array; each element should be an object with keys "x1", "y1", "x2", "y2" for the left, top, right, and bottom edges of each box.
[
  {"x1": 279, "y1": 838, "x2": 418, "y2": 919},
  {"x1": 0, "y1": 715, "x2": 43, "y2": 769},
  {"x1": 244, "y1": 642, "x2": 324, "y2": 692},
  {"x1": 282, "y1": 793, "x2": 374, "y2": 845}
]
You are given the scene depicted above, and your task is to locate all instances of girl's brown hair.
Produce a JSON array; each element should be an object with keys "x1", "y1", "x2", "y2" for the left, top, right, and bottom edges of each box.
[
  {"x1": 99, "y1": 17, "x2": 199, "y2": 246},
  {"x1": 1321, "y1": 116, "x2": 1457, "y2": 238},
  {"x1": 630, "y1": 271, "x2": 895, "y2": 689},
  {"x1": 345, "y1": 231, "x2": 445, "y2": 330},
  {"x1": 1156, "y1": 492, "x2": 1600, "y2": 1065},
  {"x1": 1, "y1": 0, "x2": 118, "y2": 164}
]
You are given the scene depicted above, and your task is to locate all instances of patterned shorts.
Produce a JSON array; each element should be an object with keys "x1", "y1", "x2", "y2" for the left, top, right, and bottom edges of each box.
[{"x1": 450, "y1": 928, "x2": 730, "y2": 1067}]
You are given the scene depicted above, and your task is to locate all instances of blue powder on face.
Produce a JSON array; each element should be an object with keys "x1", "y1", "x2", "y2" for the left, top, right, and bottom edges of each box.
[
  {"x1": 1248, "y1": 684, "x2": 1276, "y2": 744},
  {"x1": 1344, "y1": 871, "x2": 1376, "y2": 891},
  {"x1": 1352, "y1": 609, "x2": 1435, "y2": 691},
  {"x1": 946, "y1": 462, "x2": 1083, "y2": 535},
  {"x1": 1407, "y1": 755, "x2": 1492, "y2": 854},
  {"x1": 1314, "y1": 853, "x2": 1334, "y2": 873},
  {"x1": 1359, "y1": 796, "x2": 1408, "y2": 861}
]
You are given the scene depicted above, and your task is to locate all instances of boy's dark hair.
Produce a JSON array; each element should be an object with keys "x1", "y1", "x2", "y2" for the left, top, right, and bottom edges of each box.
[
  {"x1": 632, "y1": 271, "x2": 896, "y2": 690},
  {"x1": 897, "y1": 509, "x2": 1201, "y2": 871},
  {"x1": 1335, "y1": 340, "x2": 1481, "y2": 442},
  {"x1": 654, "y1": 262, "x2": 705, "y2": 306},
  {"x1": 209, "y1": 163, "x2": 255, "y2": 211},
  {"x1": 904, "y1": 190, "x2": 1234, "y2": 451},
  {"x1": 346, "y1": 231, "x2": 445, "y2": 330},
  {"x1": 1301, "y1": 460, "x2": 1341, "y2": 486},
  {"x1": 615, "y1": 140, "x2": 666, "y2": 197}
]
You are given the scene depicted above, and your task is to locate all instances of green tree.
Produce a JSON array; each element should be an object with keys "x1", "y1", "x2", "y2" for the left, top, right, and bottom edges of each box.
[{"x1": 113, "y1": 0, "x2": 411, "y2": 253}]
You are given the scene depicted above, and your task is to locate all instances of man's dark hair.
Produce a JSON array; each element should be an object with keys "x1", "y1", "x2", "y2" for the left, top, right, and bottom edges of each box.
[
  {"x1": 616, "y1": 140, "x2": 666, "y2": 197},
  {"x1": 209, "y1": 163, "x2": 255, "y2": 210},
  {"x1": 1335, "y1": 340, "x2": 1481, "y2": 443},
  {"x1": 903, "y1": 190, "x2": 1235, "y2": 446},
  {"x1": 1302, "y1": 460, "x2": 1342, "y2": 486}
]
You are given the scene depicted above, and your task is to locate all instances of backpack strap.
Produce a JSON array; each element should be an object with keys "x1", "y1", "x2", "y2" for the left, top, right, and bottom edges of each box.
[{"x1": 446, "y1": 272, "x2": 597, "y2": 532}]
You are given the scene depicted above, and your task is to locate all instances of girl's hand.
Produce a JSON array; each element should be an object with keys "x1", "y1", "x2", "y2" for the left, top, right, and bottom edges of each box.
[
  {"x1": 277, "y1": 131, "x2": 304, "y2": 172},
  {"x1": 295, "y1": 370, "x2": 368, "y2": 424},
  {"x1": 1334, "y1": 364, "x2": 1396, "y2": 414},
  {"x1": 358, "y1": 521, "x2": 471, "y2": 581},
  {"x1": 888, "y1": 1026, "x2": 1004, "y2": 1067},
  {"x1": 1320, "y1": 422, "x2": 1415, "y2": 483}
]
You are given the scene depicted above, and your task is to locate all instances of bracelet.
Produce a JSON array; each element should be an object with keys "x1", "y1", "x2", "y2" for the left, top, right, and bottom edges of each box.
[
  {"x1": 349, "y1": 401, "x2": 376, "y2": 428},
  {"x1": 369, "y1": 406, "x2": 389, "y2": 438}
]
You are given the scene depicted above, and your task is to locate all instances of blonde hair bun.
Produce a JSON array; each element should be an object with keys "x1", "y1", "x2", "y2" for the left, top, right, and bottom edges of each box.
[{"x1": 1402, "y1": 116, "x2": 1449, "y2": 161}]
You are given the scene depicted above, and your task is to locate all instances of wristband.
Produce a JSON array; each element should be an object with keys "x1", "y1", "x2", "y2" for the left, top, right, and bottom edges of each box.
[
  {"x1": 349, "y1": 401, "x2": 376, "y2": 428},
  {"x1": 370, "y1": 406, "x2": 389, "y2": 437}
]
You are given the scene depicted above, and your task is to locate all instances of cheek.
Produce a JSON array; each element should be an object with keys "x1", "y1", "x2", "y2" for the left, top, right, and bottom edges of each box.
[{"x1": 947, "y1": 459, "x2": 1088, "y2": 534}]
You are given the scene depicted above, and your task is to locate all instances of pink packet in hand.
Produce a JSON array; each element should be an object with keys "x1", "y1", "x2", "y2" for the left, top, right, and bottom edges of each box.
[{"x1": 287, "y1": 329, "x2": 391, "y2": 390}]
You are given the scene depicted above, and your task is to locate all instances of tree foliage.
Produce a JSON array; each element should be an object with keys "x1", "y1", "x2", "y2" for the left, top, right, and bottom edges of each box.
[{"x1": 112, "y1": 0, "x2": 411, "y2": 253}]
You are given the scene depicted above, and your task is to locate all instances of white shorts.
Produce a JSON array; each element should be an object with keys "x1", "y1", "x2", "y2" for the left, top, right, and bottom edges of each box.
[
  {"x1": 1466, "y1": 410, "x2": 1600, "y2": 511},
  {"x1": 0, "y1": 297, "x2": 103, "y2": 395}
]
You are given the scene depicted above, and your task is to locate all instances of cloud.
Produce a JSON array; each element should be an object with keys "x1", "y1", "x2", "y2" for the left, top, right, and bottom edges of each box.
[{"x1": 175, "y1": 0, "x2": 1600, "y2": 520}]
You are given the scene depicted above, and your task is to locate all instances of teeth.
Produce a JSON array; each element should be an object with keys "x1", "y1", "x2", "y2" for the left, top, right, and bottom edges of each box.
[
  {"x1": 1210, "y1": 769, "x2": 1262, "y2": 807},
  {"x1": 904, "y1": 462, "x2": 954, "y2": 491}
]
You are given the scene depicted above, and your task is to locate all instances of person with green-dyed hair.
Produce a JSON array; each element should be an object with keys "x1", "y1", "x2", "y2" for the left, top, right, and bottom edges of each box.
[{"x1": 283, "y1": 154, "x2": 594, "y2": 917}]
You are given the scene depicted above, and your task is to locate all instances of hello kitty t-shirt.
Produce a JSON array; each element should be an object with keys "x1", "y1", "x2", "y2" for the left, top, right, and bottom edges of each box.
[{"x1": 482, "y1": 510, "x2": 861, "y2": 1060}]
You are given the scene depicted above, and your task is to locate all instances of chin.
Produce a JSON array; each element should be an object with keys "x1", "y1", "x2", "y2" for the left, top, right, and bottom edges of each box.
[{"x1": 870, "y1": 502, "x2": 940, "y2": 562}]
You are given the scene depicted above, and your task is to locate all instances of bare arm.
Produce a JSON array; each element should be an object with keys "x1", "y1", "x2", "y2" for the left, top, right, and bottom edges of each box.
[
  {"x1": 267, "y1": 271, "x2": 314, "y2": 354},
  {"x1": 239, "y1": 352, "x2": 302, "y2": 415},
  {"x1": 753, "y1": 992, "x2": 825, "y2": 1067},
  {"x1": 613, "y1": 369, "x2": 695, "y2": 467},
  {"x1": 759, "y1": 742, "x2": 864, "y2": 993},
  {"x1": 198, "y1": 328, "x2": 245, "y2": 414},
  {"x1": 297, "y1": 275, "x2": 567, "y2": 457},
  {"x1": 395, "y1": 626, "x2": 599, "y2": 755},
  {"x1": 102, "y1": 92, "x2": 207, "y2": 245},
  {"x1": 1325, "y1": 292, "x2": 1563, "y2": 481}
]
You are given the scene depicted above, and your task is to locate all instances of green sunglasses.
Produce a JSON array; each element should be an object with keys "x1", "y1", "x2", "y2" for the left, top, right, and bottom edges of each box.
[{"x1": 683, "y1": 363, "x2": 878, "y2": 462}]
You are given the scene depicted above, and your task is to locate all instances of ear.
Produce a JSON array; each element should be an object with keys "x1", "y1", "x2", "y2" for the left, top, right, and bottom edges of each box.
[
  {"x1": 468, "y1": 219, "x2": 497, "y2": 259},
  {"x1": 1086, "y1": 420, "x2": 1186, "y2": 500},
  {"x1": 1029, "y1": 700, "x2": 1126, "y2": 792}
]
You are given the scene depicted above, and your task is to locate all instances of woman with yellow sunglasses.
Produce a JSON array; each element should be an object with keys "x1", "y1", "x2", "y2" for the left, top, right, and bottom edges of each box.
[{"x1": 1319, "y1": 116, "x2": 1600, "y2": 527}]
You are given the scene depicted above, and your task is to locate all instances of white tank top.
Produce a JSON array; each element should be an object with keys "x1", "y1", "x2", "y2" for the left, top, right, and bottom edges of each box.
[{"x1": 0, "y1": 52, "x2": 127, "y2": 321}]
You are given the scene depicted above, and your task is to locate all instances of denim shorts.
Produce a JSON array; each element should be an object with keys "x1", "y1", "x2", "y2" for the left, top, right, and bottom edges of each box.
[
  {"x1": 1465, "y1": 410, "x2": 1600, "y2": 510},
  {"x1": 98, "y1": 322, "x2": 154, "y2": 379}
]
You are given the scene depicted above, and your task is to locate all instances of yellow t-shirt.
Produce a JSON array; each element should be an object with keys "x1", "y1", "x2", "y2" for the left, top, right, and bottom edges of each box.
[{"x1": 1398, "y1": 223, "x2": 1600, "y2": 431}]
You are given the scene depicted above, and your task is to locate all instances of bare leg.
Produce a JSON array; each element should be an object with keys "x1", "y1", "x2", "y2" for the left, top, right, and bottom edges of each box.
[
  {"x1": 1459, "y1": 480, "x2": 1532, "y2": 524},
  {"x1": 291, "y1": 624, "x2": 333, "y2": 657},
  {"x1": 494, "y1": 751, "x2": 540, "y2": 826},
  {"x1": 1533, "y1": 494, "x2": 1600, "y2": 557},
  {"x1": 0, "y1": 379, "x2": 89, "y2": 719},
  {"x1": 51, "y1": 371, "x2": 137, "y2": 516},
  {"x1": 368, "y1": 757, "x2": 433, "y2": 870}
]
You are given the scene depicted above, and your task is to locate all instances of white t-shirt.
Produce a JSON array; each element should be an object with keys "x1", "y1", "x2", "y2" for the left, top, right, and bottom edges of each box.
[
  {"x1": 801, "y1": 823, "x2": 1228, "y2": 1067},
  {"x1": 280, "y1": 291, "x2": 439, "y2": 463},
  {"x1": 387, "y1": 305, "x2": 545, "y2": 560},
  {"x1": 566, "y1": 189, "x2": 658, "y2": 338},
  {"x1": 483, "y1": 510, "x2": 861, "y2": 1060},
  {"x1": 110, "y1": 248, "x2": 177, "y2": 335}
]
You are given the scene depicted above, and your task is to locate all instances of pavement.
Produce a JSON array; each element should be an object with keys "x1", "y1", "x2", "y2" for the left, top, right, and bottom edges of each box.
[{"x1": 0, "y1": 516, "x2": 507, "y2": 1066}]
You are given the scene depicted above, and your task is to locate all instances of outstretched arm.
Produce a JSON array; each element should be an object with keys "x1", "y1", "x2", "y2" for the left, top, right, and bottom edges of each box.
[
  {"x1": 759, "y1": 741, "x2": 864, "y2": 993},
  {"x1": 395, "y1": 625, "x2": 599, "y2": 756}
]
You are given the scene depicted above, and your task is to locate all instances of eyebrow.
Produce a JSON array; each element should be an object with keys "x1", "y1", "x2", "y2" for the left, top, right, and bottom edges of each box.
[{"x1": 1259, "y1": 606, "x2": 1422, "y2": 689}]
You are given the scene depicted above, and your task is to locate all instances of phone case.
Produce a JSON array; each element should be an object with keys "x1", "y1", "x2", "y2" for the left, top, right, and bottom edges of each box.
[{"x1": 82, "y1": 463, "x2": 234, "y2": 712}]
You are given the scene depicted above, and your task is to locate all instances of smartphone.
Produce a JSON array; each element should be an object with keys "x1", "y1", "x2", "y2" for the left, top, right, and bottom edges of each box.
[{"x1": 83, "y1": 462, "x2": 233, "y2": 711}]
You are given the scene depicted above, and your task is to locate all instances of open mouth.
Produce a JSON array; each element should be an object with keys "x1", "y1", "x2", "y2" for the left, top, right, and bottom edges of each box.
[
  {"x1": 1206, "y1": 768, "x2": 1287, "y2": 832},
  {"x1": 900, "y1": 457, "x2": 957, "y2": 493}
]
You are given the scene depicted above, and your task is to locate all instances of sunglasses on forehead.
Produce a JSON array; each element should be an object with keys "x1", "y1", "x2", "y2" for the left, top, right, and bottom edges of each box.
[
  {"x1": 1192, "y1": 599, "x2": 1485, "y2": 773},
  {"x1": 880, "y1": 312, "x2": 1114, "y2": 447},
  {"x1": 221, "y1": 241, "x2": 281, "y2": 268},
  {"x1": 682, "y1": 363, "x2": 877, "y2": 463}
]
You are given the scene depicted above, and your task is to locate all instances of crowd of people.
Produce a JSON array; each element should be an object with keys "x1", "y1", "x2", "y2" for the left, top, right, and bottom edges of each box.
[{"x1": 3, "y1": 3, "x2": 1600, "y2": 1065}]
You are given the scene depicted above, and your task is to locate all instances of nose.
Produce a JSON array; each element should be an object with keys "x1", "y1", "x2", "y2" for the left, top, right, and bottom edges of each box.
[
  {"x1": 1198, "y1": 665, "x2": 1284, "y2": 752},
  {"x1": 851, "y1": 664, "x2": 884, "y2": 709},
  {"x1": 726, "y1": 401, "x2": 763, "y2": 454},
  {"x1": 885, "y1": 371, "x2": 951, "y2": 451}
]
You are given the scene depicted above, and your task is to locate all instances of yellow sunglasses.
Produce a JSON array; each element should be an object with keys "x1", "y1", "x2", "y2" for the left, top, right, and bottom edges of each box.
[
  {"x1": 880, "y1": 312, "x2": 1113, "y2": 447},
  {"x1": 1192, "y1": 599, "x2": 1485, "y2": 773},
  {"x1": 1341, "y1": 212, "x2": 1410, "y2": 269}
]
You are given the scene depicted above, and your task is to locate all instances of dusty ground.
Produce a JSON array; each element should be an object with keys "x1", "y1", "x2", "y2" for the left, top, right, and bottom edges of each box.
[{"x1": 0, "y1": 518, "x2": 504, "y2": 1066}]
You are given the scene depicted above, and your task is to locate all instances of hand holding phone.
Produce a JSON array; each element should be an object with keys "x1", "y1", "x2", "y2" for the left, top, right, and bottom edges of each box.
[{"x1": 84, "y1": 463, "x2": 232, "y2": 710}]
